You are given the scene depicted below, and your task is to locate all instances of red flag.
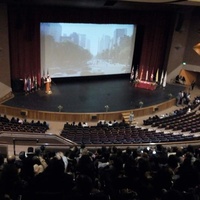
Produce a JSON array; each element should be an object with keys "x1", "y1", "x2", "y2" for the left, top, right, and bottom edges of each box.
[{"x1": 160, "y1": 70, "x2": 164, "y2": 85}]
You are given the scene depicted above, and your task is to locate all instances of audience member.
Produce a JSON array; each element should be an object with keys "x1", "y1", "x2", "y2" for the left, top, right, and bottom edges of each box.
[
  {"x1": 1, "y1": 144, "x2": 200, "y2": 200},
  {"x1": 0, "y1": 154, "x2": 24, "y2": 200},
  {"x1": 129, "y1": 111, "x2": 134, "y2": 124},
  {"x1": 1, "y1": 93, "x2": 200, "y2": 200},
  {"x1": 175, "y1": 75, "x2": 186, "y2": 85},
  {"x1": 82, "y1": 122, "x2": 88, "y2": 127},
  {"x1": 191, "y1": 80, "x2": 196, "y2": 90}
]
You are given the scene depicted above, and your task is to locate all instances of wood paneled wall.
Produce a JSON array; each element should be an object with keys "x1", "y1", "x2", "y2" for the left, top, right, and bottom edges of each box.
[{"x1": 0, "y1": 98, "x2": 176, "y2": 122}]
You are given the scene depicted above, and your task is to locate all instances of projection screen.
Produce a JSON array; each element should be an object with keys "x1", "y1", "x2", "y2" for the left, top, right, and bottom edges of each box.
[{"x1": 40, "y1": 23, "x2": 137, "y2": 78}]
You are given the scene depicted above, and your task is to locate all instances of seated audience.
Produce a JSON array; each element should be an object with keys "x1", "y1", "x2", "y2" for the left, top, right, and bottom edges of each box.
[{"x1": 1, "y1": 144, "x2": 200, "y2": 200}]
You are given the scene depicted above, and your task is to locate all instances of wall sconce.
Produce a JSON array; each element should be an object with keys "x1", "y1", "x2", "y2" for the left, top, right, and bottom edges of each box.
[{"x1": 193, "y1": 43, "x2": 200, "y2": 56}]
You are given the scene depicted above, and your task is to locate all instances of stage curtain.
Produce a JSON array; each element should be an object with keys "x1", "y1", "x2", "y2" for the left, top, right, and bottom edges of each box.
[
  {"x1": 137, "y1": 14, "x2": 175, "y2": 81},
  {"x1": 8, "y1": 6, "x2": 175, "y2": 83},
  {"x1": 9, "y1": 6, "x2": 40, "y2": 81}
]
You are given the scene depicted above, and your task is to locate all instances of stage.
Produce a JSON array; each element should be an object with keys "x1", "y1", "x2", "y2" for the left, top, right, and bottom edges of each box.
[{"x1": 3, "y1": 76, "x2": 185, "y2": 113}]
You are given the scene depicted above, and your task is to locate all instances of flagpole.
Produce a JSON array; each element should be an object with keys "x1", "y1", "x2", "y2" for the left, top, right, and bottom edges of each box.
[{"x1": 156, "y1": 69, "x2": 159, "y2": 83}]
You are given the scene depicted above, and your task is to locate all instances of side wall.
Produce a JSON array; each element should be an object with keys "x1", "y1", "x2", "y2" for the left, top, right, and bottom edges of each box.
[
  {"x1": 167, "y1": 8, "x2": 200, "y2": 83},
  {"x1": 0, "y1": 4, "x2": 11, "y2": 87},
  {"x1": 167, "y1": 9, "x2": 192, "y2": 82}
]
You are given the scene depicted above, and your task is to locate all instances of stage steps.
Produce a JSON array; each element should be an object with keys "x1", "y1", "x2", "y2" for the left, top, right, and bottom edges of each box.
[
  {"x1": 122, "y1": 112, "x2": 130, "y2": 123},
  {"x1": 122, "y1": 111, "x2": 138, "y2": 125},
  {"x1": 0, "y1": 82, "x2": 13, "y2": 103},
  {"x1": 0, "y1": 91, "x2": 14, "y2": 103}
]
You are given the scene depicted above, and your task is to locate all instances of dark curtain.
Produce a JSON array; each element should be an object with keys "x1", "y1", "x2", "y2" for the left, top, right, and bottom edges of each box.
[
  {"x1": 8, "y1": 5, "x2": 176, "y2": 84},
  {"x1": 138, "y1": 14, "x2": 175, "y2": 80},
  {"x1": 9, "y1": 6, "x2": 41, "y2": 83}
]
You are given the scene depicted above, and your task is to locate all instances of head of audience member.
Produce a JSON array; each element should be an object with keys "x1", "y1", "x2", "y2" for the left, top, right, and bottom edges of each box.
[
  {"x1": 7, "y1": 154, "x2": 16, "y2": 164},
  {"x1": 26, "y1": 147, "x2": 35, "y2": 158},
  {"x1": 45, "y1": 156, "x2": 65, "y2": 176},
  {"x1": 19, "y1": 151, "x2": 26, "y2": 161},
  {"x1": 35, "y1": 147, "x2": 42, "y2": 157}
]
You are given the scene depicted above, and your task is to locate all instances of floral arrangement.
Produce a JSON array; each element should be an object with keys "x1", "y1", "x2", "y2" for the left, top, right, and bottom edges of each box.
[
  {"x1": 168, "y1": 93, "x2": 173, "y2": 99},
  {"x1": 105, "y1": 105, "x2": 109, "y2": 112},
  {"x1": 58, "y1": 105, "x2": 63, "y2": 112},
  {"x1": 139, "y1": 101, "x2": 144, "y2": 108}
]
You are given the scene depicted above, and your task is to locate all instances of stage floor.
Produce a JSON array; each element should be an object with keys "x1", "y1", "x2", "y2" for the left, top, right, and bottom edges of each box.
[{"x1": 3, "y1": 77, "x2": 185, "y2": 113}]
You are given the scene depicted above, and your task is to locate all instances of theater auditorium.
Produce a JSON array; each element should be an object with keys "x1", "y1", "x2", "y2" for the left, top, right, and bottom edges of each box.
[{"x1": 1, "y1": 0, "x2": 200, "y2": 199}]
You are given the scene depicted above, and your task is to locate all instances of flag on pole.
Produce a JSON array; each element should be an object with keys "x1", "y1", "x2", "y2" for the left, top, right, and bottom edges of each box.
[
  {"x1": 156, "y1": 69, "x2": 159, "y2": 83},
  {"x1": 24, "y1": 77, "x2": 27, "y2": 92},
  {"x1": 145, "y1": 70, "x2": 148, "y2": 81},
  {"x1": 27, "y1": 76, "x2": 31, "y2": 92},
  {"x1": 163, "y1": 72, "x2": 167, "y2": 88},
  {"x1": 34, "y1": 76, "x2": 38, "y2": 90},
  {"x1": 160, "y1": 70, "x2": 164, "y2": 85},
  {"x1": 32, "y1": 75, "x2": 35, "y2": 90},
  {"x1": 130, "y1": 67, "x2": 134, "y2": 81},
  {"x1": 135, "y1": 68, "x2": 139, "y2": 80},
  {"x1": 150, "y1": 69, "x2": 154, "y2": 81}
]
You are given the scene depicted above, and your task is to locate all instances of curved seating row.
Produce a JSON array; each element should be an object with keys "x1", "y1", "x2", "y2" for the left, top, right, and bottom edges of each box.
[
  {"x1": 60, "y1": 125, "x2": 199, "y2": 145},
  {"x1": 0, "y1": 115, "x2": 49, "y2": 133}
]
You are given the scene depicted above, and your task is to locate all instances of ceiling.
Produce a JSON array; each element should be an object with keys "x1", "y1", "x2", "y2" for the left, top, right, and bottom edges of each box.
[
  {"x1": 1, "y1": 0, "x2": 200, "y2": 10},
  {"x1": 0, "y1": 0, "x2": 200, "y2": 8}
]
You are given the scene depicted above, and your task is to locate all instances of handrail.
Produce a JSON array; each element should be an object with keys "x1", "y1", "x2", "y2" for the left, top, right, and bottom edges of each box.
[{"x1": 13, "y1": 138, "x2": 39, "y2": 155}]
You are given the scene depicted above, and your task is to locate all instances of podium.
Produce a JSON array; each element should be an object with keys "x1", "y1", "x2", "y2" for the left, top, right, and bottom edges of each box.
[{"x1": 45, "y1": 81, "x2": 52, "y2": 94}]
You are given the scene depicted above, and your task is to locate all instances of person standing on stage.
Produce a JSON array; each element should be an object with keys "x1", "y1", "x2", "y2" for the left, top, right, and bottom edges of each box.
[
  {"x1": 129, "y1": 111, "x2": 134, "y2": 125},
  {"x1": 45, "y1": 74, "x2": 52, "y2": 93},
  {"x1": 46, "y1": 75, "x2": 51, "y2": 83}
]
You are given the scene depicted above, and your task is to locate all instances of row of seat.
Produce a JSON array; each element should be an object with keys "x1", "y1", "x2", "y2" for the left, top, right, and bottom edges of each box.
[
  {"x1": 143, "y1": 102, "x2": 200, "y2": 126},
  {"x1": 157, "y1": 113, "x2": 200, "y2": 132},
  {"x1": 60, "y1": 98, "x2": 200, "y2": 145},
  {"x1": 0, "y1": 117, "x2": 49, "y2": 134},
  {"x1": 60, "y1": 124, "x2": 198, "y2": 144}
]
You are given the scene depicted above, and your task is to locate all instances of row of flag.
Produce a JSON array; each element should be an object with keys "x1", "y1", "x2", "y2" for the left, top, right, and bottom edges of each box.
[
  {"x1": 130, "y1": 67, "x2": 168, "y2": 87},
  {"x1": 24, "y1": 74, "x2": 41, "y2": 92},
  {"x1": 23, "y1": 68, "x2": 52, "y2": 92}
]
